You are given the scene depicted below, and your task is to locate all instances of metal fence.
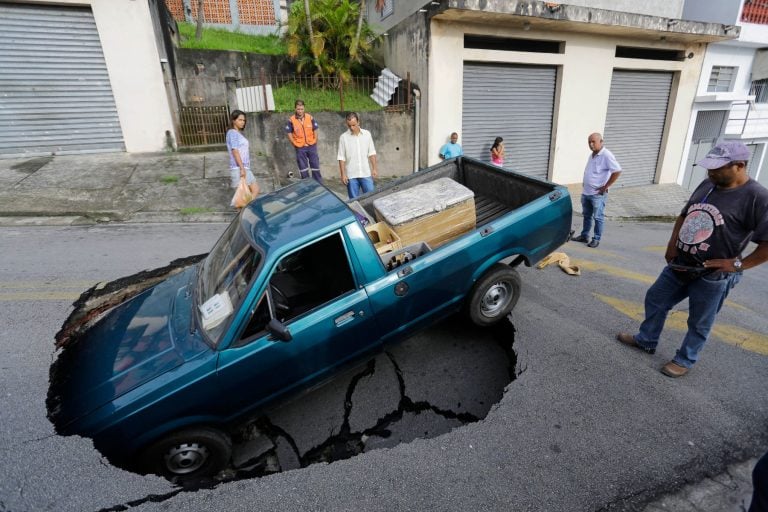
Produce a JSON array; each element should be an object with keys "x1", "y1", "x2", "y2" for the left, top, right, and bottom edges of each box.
[
  {"x1": 178, "y1": 105, "x2": 229, "y2": 146},
  {"x1": 235, "y1": 73, "x2": 413, "y2": 113},
  {"x1": 173, "y1": 73, "x2": 412, "y2": 147}
]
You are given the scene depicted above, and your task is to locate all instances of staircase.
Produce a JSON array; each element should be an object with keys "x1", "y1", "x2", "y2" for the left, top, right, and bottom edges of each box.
[{"x1": 370, "y1": 68, "x2": 402, "y2": 107}]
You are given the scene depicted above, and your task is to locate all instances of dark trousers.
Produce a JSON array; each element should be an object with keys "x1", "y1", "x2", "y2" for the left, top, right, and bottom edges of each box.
[{"x1": 296, "y1": 145, "x2": 322, "y2": 183}]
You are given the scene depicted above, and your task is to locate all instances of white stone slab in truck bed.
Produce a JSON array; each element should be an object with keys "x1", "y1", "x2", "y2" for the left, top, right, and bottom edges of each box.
[{"x1": 372, "y1": 177, "x2": 474, "y2": 226}]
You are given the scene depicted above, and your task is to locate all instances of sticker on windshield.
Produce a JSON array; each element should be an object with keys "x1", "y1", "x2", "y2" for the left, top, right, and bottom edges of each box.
[{"x1": 199, "y1": 291, "x2": 233, "y2": 330}]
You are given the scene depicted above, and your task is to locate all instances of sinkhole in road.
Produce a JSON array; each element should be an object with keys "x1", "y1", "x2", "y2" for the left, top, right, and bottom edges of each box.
[
  {"x1": 45, "y1": 259, "x2": 516, "y2": 490},
  {"x1": 218, "y1": 315, "x2": 517, "y2": 485}
]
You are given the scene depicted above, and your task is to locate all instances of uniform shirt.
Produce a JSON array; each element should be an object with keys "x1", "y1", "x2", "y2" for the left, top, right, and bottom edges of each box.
[
  {"x1": 439, "y1": 142, "x2": 463, "y2": 159},
  {"x1": 285, "y1": 114, "x2": 319, "y2": 147},
  {"x1": 226, "y1": 129, "x2": 250, "y2": 169},
  {"x1": 582, "y1": 147, "x2": 621, "y2": 195},
  {"x1": 337, "y1": 128, "x2": 377, "y2": 179},
  {"x1": 676, "y1": 178, "x2": 768, "y2": 265}
]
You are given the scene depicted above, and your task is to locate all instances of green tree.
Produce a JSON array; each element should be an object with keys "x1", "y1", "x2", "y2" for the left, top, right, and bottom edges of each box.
[
  {"x1": 286, "y1": 0, "x2": 377, "y2": 80},
  {"x1": 195, "y1": 0, "x2": 204, "y2": 41}
]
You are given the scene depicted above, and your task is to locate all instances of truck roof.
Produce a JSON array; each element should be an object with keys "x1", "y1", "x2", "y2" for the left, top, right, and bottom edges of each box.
[{"x1": 240, "y1": 180, "x2": 355, "y2": 257}]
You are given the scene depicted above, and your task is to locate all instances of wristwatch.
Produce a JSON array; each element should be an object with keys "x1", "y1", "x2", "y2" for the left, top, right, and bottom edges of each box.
[{"x1": 733, "y1": 257, "x2": 743, "y2": 270}]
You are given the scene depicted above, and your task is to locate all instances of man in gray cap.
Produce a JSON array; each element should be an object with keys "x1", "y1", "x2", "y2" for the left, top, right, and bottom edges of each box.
[{"x1": 616, "y1": 141, "x2": 768, "y2": 377}]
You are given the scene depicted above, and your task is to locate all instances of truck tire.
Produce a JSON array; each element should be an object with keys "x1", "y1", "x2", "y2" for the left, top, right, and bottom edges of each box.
[
  {"x1": 467, "y1": 264, "x2": 521, "y2": 327},
  {"x1": 138, "y1": 427, "x2": 232, "y2": 481}
]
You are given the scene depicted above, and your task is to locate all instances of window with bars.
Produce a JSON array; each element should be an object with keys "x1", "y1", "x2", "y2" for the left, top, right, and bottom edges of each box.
[
  {"x1": 708, "y1": 66, "x2": 737, "y2": 92},
  {"x1": 380, "y1": 0, "x2": 393, "y2": 19},
  {"x1": 750, "y1": 78, "x2": 768, "y2": 103}
]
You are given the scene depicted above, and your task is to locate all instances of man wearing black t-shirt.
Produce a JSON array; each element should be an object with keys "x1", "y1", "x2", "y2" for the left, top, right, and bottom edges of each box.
[{"x1": 617, "y1": 141, "x2": 768, "y2": 378}]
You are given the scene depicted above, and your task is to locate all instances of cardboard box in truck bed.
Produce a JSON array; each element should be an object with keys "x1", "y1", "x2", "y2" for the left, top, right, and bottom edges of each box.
[{"x1": 372, "y1": 177, "x2": 476, "y2": 248}]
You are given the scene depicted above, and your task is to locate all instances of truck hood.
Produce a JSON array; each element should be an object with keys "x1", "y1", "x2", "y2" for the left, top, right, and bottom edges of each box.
[{"x1": 47, "y1": 265, "x2": 209, "y2": 432}]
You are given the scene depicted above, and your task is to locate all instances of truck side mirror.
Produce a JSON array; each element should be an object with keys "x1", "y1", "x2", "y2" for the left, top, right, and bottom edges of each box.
[{"x1": 267, "y1": 318, "x2": 292, "y2": 342}]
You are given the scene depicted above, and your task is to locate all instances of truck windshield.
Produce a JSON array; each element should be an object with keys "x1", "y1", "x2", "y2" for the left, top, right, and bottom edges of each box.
[{"x1": 197, "y1": 219, "x2": 262, "y2": 346}]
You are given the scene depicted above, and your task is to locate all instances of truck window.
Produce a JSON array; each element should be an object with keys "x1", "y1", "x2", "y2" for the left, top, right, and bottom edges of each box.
[
  {"x1": 236, "y1": 232, "x2": 355, "y2": 346},
  {"x1": 269, "y1": 232, "x2": 355, "y2": 323}
]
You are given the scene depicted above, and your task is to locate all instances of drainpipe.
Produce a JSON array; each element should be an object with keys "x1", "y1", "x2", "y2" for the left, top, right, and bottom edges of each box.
[{"x1": 413, "y1": 88, "x2": 421, "y2": 172}]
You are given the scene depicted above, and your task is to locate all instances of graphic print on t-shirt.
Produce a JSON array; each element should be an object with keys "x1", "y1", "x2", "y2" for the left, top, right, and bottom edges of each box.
[{"x1": 677, "y1": 202, "x2": 724, "y2": 257}]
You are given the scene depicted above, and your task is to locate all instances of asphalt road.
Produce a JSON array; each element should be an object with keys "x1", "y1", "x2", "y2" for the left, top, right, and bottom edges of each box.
[{"x1": 0, "y1": 221, "x2": 765, "y2": 511}]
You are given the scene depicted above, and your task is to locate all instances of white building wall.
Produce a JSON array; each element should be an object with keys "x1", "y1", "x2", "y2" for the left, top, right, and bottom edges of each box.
[
  {"x1": 19, "y1": 0, "x2": 176, "y2": 153},
  {"x1": 429, "y1": 19, "x2": 703, "y2": 185}
]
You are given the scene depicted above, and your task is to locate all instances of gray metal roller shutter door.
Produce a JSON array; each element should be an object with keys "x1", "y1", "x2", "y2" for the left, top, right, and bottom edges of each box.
[
  {"x1": 462, "y1": 63, "x2": 556, "y2": 179},
  {"x1": 604, "y1": 70, "x2": 673, "y2": 187},
  {"x1": 0, "y1": 3, "x2": 124, "y2": 157}
]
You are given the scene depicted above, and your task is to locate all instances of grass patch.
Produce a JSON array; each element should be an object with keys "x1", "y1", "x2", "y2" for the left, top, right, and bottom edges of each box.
[
  {"x1": 273, "y1": 82, "x2": 380, "y2": 112},
  {"x1": 160, "y1": 175, "x2": 179, "y2": 184},
  {"x1": 178, "y1": 22, "x2": 286, "y2": 54},
  {"x1": 179, "y1": 207, "x2": 214, "y2": 215}
]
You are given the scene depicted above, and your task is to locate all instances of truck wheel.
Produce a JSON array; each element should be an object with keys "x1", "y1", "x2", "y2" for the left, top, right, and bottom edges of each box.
[
  {"x1": 138, "y1": 427, "x2": 232, "y2": 481},
  {"x1": 467, "y1": 264, "x2": 521, "y2": 327}
]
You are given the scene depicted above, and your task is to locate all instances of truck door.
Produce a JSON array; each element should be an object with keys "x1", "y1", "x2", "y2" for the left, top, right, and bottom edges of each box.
[
  {"x1": 214, "y1": 231, "x2": 381, "y2": 416},
  {"x1": 366, "y1": 238, "x2": 480, "y2": 341}
]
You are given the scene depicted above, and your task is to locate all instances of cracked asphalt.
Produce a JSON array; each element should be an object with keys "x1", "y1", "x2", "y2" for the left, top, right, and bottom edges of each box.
[{"x1": 1, "y1": 221, "x2": 765, "y2": 511}]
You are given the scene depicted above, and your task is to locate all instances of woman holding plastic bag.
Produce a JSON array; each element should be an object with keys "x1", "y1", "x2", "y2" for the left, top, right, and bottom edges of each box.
[{"x1": 226, "y1": 110, "x2": 260, "y2": 208}]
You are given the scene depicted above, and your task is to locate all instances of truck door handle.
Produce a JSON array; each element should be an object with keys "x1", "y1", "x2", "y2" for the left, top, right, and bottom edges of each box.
[
  {"x1": 397, "y1": 266, "x2": 412, "y2": 278},
  {"x1": 334, "y1": 310, "x2": 356, "y2": 326}
]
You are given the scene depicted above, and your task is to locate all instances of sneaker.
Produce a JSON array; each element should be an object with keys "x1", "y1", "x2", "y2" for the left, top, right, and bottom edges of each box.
[
  {"x1": 661, "y1": 361, "x2": 689, "y2": 378},
  {"x1": 587, "y1": 239, "x2": 600, "y2": 248},
  {"x1": 616, "y1": 333, "x2": 655, "y2": 354},
  {"x1": 571, "y1": 234, "x2": 589, "y2": 243}
]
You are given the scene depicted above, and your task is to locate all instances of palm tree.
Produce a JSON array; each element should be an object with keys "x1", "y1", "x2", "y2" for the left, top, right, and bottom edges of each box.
[
  {"x1": 195, "y1": 0, "x2": 205, "y2": 41},
  {"x1": 286, "y1": 0, "x2": 377, "y2": 80},
  {"x1": 302, "y1": 0, "x2": 322, "y2": 75}
]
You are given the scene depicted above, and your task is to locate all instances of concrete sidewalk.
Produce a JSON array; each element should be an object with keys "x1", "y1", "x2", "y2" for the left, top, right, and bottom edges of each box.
[
  {"x1": 0, "y1": 150, "x2": 759, "y2": 510},
  {"x1": 0, "y1": 150, "x2": 693, "y2": 227}
]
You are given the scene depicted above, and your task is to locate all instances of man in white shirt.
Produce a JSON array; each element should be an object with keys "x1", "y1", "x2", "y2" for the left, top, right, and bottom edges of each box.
[
  {"x1": 571, "y1": 132, "x2": 622, "y2": 248},
  {"x1": 337, "y1": 112, "x2": 378, "y2": 199}
]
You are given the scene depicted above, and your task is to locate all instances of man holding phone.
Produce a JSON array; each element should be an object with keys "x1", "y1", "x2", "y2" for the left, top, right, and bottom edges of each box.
[{"x1": 571, "y1": 132, "x2": 622, "y2": 248}]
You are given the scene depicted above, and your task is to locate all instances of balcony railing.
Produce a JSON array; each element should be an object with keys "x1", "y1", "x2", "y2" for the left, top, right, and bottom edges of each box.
[{"x1": 741, "y1": 0, "x2": 768, "y2": 24}]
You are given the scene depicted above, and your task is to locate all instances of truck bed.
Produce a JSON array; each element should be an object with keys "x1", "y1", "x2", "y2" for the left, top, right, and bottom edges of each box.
[{"x1": 352, "y1": 157, "x2": 555, "y2": 228}]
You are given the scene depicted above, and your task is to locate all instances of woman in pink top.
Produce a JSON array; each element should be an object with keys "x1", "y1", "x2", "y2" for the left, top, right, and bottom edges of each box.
[{"x1": 490, "y1": 136, "x2": 504, "y2": 166}]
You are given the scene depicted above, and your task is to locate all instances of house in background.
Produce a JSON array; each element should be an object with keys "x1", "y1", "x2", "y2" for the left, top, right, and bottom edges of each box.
[
  {"x1": 0, "y1": 0, "x2": 176, "y2": 157},
  {"x1": 164, "y1": 0, "x2": 287, "y2": 35},
  {"x1": 679, "y1": 0, "x2": 768, "y2": 191},
  {"x1": 365, "y1": 0, "x2": 735, "y2": 188}
]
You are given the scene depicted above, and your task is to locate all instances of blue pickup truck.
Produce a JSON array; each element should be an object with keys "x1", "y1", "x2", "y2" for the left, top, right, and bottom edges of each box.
[{"x1": 47, "y1": 157, "x2": 571, "y2": 481}]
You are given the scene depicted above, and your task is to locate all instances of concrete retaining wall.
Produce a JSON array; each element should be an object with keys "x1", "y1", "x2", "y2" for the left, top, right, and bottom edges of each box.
[
  {"x1": 174, "y1": 48, "x2": 289, "y2": 105},
  {"x1": 242, "y1": 110, "x2": 415, "y2": 180}
]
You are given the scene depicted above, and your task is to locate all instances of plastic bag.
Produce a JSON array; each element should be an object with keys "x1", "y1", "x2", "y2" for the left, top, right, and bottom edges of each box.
[{"x1": 232, "y1": 177, "x2": 254, "y2": 208}]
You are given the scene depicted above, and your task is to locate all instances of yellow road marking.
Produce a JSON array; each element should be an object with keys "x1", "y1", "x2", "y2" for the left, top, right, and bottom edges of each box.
[
  {"x1": 577, "y1": 260, "x2": 656, "y2": 284},
  {"x1": 642, "y1": 245, "x2": 666, "y2": 253},
  {"x1": 577, "y1": 260, "x2": 752, "y2": 313},
  {"x1": 566, "y1": 244, "x2": 628, "y2": 260},
  {"x1": 595, "y1": 293, "x2": 768, "y2": 356}
]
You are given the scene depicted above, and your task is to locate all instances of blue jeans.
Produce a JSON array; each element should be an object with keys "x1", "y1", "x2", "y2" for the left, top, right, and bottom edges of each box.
[
  {"x1": 633, "y1": 266, "x2": 741, "y2": 368},
  {"x1": 580, "y1": 193, "x2": 607, "y2": 241},
  {"x1": 347, "y1": 177, "x2": 375, "y2": 199}
]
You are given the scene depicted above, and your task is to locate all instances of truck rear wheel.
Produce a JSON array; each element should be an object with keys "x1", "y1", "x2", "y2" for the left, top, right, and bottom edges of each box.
[
  {"x1": 467, "y1": 264, "x2": 521, "y2": 327},
  {"x1": 138, "y1": 427, "x2": 232, "y2": 481}
]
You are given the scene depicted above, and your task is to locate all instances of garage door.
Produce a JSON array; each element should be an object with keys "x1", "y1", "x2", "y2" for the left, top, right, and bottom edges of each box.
[
  {"x1": 603, "y1": 70, "x2": 673, "y2": 187},
  {"x1": 0, "y1": 3, "x2": 124, "y2": 157},
  {"x1": 462, "y1": 63, "x2": 556, "y2": 179}
]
